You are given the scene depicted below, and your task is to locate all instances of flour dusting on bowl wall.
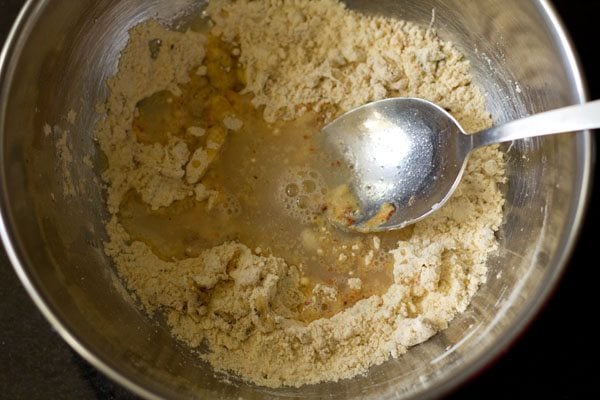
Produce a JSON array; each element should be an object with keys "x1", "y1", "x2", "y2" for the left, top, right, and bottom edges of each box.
[{"x1": 0, "y1": 0, "x2": 590, "y2": 399}]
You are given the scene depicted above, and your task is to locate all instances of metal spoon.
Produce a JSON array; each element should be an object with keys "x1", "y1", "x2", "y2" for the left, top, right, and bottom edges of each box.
[{"x1": 319, "y1": 97, "x2": 600, "y2": 232}]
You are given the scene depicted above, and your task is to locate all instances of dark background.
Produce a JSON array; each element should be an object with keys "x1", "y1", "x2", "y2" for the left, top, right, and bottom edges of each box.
[{"x1": 0, "y1": 0, "x2": 598, "y2": 398}]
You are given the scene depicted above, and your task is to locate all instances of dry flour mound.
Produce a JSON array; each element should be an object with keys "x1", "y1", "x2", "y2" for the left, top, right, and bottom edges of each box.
[
  {"x1": 98, "y1": 0, "x2": 505, "y2": 388},
  {"x1": 207, "y1": 0, "x2": 491, "y2": 132}
]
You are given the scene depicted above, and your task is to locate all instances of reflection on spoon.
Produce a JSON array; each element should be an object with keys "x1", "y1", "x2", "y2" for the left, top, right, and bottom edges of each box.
[{"x1": 318, "y1": 97, "x2": 600, "y2": 232}]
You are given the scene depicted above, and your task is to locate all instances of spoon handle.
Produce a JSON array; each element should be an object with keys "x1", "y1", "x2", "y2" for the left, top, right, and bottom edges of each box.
[{"x1": 471, "y1": 99, "x2": 600, "y2": 149}]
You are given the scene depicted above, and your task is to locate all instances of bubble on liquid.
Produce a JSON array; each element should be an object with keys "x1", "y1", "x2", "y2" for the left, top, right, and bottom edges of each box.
[
  {"x1": 297, "y1": 195, "x2": 310, "y2": 209},
  {"x1": 218, "y1": 193, "x2": 241, "y2": 217},
  {"x1": 302, "y1": 180, "x2": 316, "y2": 193},
  {"x1": 277, "y1": 166, "x2": 327, "y2": 225},
  {"x1": 373, "y1": 250, "x2": 391, "y2": 269},
  {"x1": 286, "y1": 183, "x2": 299, "y2": 197}
]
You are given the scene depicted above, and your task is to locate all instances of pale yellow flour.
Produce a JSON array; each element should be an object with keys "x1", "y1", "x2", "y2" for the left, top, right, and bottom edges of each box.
[{"x1": 98, "y1": 0, "x2": 506, "y2": 388}]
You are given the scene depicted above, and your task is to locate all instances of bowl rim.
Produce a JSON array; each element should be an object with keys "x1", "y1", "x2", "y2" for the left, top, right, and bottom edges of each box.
[{"x1": 0, "y1": 0, "x2": 593, "y2": 399}]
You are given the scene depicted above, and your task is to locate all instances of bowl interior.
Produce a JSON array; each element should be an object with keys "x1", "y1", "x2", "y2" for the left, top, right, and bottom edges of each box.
[{"x1": 0, "y1": 0, "x2": 590, "y2": 399}]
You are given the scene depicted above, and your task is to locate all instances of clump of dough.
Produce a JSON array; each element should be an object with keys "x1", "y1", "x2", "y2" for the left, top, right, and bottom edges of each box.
[{"x1": 96, "y1": 21, "x2": 207, "y2": 212}]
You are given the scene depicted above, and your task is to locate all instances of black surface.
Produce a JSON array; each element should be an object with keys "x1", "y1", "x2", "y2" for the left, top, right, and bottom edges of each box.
[{"x1": 0, "y1": 1, "x2": 598, "y2": 399}]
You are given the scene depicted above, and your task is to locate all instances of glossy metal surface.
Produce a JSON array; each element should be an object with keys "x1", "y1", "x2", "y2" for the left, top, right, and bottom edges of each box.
[
  {"x1": 0, "y1": 0, "x2": 591, "y2": 399},
  {"x1": 322, "y1": 98, "x2": 600, "y2": 231}
]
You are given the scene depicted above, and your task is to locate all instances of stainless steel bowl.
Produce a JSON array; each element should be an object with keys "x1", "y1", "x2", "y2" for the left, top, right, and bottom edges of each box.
[{"x1": 0, "y1": 0, "x2": 591, "y2": 399}]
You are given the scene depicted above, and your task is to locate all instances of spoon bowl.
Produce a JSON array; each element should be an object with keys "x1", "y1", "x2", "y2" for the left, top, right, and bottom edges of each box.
[{"x1": 320, "y1": 97, "x2": 600, "y2": 232}]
